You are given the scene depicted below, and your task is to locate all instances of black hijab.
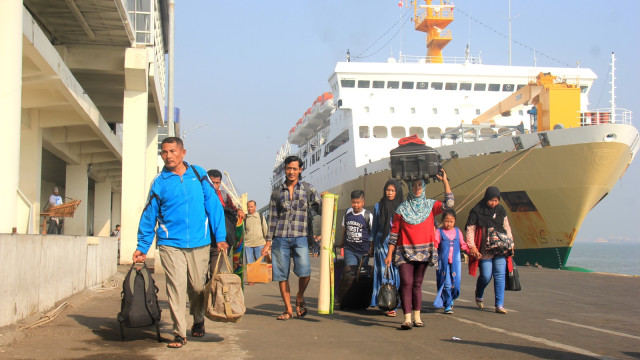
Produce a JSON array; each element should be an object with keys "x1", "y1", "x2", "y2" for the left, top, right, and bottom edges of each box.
[
  {"x1": 378, "y1": 179, "x2": 403, "y2": 239},
  {"x1": 465, "y1": 186, "x2": 507, "y2": 233}
]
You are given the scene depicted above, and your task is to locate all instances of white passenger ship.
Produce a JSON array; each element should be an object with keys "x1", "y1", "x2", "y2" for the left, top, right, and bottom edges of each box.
[{"x1": 270, "y1": 0, "x2": 638, "y2": 268}]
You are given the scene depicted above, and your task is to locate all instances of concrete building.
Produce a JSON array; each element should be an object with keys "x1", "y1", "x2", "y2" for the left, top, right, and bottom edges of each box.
[{"x1": 0, "y1": 0, "x2": 170, "y2": 326}]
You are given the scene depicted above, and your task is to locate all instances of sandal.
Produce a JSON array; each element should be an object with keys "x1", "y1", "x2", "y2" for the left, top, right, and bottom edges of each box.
[
  {"x1": 191, "y1": 321, "x2": 205, "y2": 337},
  {"x1": 167, "y1": 335, "x2": 187, "y2": 349},
  {"x1": 413, "y1": 321, "x2": 425, "y2": 327},
  {"x1": 400, "y1": 321, "x2": 413, "y2": 330},
  {"x1": 296, "y1": 300, "x2": 308, "y2": 318},
  {"x1": 277, "y1": 311, "x2": 293, "y2": 320},
  {"x1": 386, "y1": 310, "x2": 397, "y2": 317}
]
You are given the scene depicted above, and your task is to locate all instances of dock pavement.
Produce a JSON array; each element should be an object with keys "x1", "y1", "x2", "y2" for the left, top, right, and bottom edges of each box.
[{"x1": 0, "y1": 257, "x2": 638, "y2": 360}]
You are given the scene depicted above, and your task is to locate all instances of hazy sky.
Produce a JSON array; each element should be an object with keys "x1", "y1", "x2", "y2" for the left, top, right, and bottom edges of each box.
[{"x1": 173, "y1": 1, "x2": 640, "y2": 243}]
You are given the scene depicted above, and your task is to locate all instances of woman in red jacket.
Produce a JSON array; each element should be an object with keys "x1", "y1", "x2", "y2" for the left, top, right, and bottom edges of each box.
[{"x1": 385, "y1": 170, "x2": 452, "y2": 330}]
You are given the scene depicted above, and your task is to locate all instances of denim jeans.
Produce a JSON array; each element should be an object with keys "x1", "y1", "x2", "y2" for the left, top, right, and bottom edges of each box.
[
  {"x1": 271, "y1": 236, "x2": 311, "y2": 281},
  {"x1": 475, "y1": 256, "x2": 507, "y2": 307},
  {"x1": 344, "y1": 248, "x2": 368, "y2": 267},
  {"x1": 245, "y1": 245, "x2": 265, "y2": 264}
]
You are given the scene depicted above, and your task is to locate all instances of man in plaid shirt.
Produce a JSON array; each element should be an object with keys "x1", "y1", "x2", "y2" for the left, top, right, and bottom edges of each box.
[{"x1": 262, "y1": 155, "x2": 321, "y2": 320}]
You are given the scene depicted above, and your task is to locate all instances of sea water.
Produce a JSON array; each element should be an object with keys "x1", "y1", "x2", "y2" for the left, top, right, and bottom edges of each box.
[{"x1": 564, "y1": 242, "x2": 640, "y2": 276}]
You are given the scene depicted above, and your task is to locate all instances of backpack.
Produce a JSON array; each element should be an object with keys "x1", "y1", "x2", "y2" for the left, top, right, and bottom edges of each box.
[{"x1": 117, "y1": 263, "x2": 162, "y2": 342}]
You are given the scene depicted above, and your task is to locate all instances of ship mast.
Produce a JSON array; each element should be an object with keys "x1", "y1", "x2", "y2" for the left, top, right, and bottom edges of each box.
[
  {"x1": 610, "y1": 52, "x2": 616, "y2": 122},
  {"x1": 413, "y1": 0, "x2": 454, "y2": 63}
]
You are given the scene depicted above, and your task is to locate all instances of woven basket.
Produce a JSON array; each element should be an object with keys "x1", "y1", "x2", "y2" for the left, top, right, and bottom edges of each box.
[{"x1": 45, "y1": 200, "x2": 81, "y2": 218}]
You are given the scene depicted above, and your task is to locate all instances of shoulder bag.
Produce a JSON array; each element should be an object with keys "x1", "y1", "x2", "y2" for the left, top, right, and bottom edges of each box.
[{"x1": 204, "y1": 251, "x2": 246, "y2": 323}]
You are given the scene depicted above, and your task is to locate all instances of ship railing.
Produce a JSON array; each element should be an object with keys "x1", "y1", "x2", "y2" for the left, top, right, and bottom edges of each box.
[
  {"x1": 398, "y1": 54, "x2": 482, "y2": 64},
  {"x1": 439, "y1": 123, "x2": 525, "y2": 146},
  {"x1": 580, "y1": 108, "x2": 633, "y2": 126}
]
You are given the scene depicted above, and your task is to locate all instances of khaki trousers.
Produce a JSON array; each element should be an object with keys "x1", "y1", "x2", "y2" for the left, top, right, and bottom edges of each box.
[{"x1": 159, "y1": 244, "x2": 210, "y2": 338}]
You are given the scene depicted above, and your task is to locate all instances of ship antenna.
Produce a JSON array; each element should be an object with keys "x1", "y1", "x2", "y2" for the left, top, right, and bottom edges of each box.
[
  {"x1": 533, "y1": 48, "x2": 537, "y2": 67},
  {"x1": 610, "y1": 52, "x2": 616, "y2": 122},
  {"x1": 346, "y1": 49, "x2": 351, "y2": 62},
  {"x1": 508, "y1": 0, "x2": 512, "y2": 66}
]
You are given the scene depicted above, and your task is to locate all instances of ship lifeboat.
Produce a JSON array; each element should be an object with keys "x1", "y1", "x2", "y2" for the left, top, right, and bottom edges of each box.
[
  {"x1": 286, "y1": 125, "x2": 298, "y2": 144},
  {"x1": 302, "y1": 92, "x2": 335, "y2": 135}
]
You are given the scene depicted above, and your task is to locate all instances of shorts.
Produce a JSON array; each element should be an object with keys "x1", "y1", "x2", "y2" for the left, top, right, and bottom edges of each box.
[{"x1": 271, "y1": 236, "x2": 311, "y2": 281}]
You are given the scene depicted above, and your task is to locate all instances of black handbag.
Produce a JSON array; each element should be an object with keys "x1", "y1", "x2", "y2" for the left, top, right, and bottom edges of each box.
[
  {"x1": 376, "y1": 266, "x2": 400, "y2": 311},
  {"x1": 505, "y1": 263, "x2": 522, "y2": 291}
]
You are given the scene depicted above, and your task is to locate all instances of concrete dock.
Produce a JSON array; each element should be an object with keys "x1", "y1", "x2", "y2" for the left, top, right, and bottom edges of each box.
[{"x1": 0, "y1": 258, "x2": 638, "y2": 360}]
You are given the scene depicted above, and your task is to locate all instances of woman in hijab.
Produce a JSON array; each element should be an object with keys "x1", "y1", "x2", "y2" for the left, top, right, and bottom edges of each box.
[
  {"x1": 370, "y1": 179, "x2": 403, "y2": 315},
  {"x1": 384, "y1": 170, "x2": 452, "y2": 330},
  {"x1": 465, "y1": 186, "x2": 514, "y2": 314}
]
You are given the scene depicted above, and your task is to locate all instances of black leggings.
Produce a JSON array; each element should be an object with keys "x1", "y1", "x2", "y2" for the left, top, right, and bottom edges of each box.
[{"x1": 398, "y1": 262, "x2": 428, "y2": 314}]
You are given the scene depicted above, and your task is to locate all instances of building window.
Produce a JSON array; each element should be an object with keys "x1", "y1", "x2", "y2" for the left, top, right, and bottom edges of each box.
[
  {"x1": 359, "y1": 126, "x2": 370, "y2": 138},
  {"x1": 391, "y1": 126, "x2": 406, "y2": 138},
  {"x1": 402, "y1": 81, "x2": 414, "y2": 89},
  {"x1": 410, "y1": 107, "x2": 416, "y2": 114},
  {"x1": 409, "y1": 126, "x2": 424, "y2": 138},
  {"x1": 460, "y1": 83, "x2": 472, "y2": 91},
  {"x1": 373, "y1": 126, "x2": 388, "y2": 138},
  {"x1": 358, "y1": 80, "x2": 370, "y2": 88},
  {"x1": 474, "y1": 83, "x2": 487, "y2": 91},
  {"x1": 431, "y1": 82, "x2": 443, "y2": 90},
  {"x1": 387, "y1": 81, "x2": 400, "y2": 89},
  {"x1": 372, "y1": 80, "x2": 385, "y2": 88},
  {"x1": 341, "y1": 79, "x2": 355, "y2": 88},
  {"x1": 432, "y1": 108, "x2": 438, "y2": 114},
  {"x1": 488, "y1": 84, "x2": 501, "y2": 91},
  {"x1": 127, "y1": 0, "x2": 153, "y2": 45},
  {"x1": 445, "y1": 82, "x2": 458, "y2": 90},
  {"x1": 417, "y1": 82, "x2": 428, "y2": 89}
]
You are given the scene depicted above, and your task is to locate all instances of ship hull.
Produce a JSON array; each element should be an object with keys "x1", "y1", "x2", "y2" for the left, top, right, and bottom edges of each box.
[{"x1": 321, "y1": 129, "x2": 635, "y2": 269}]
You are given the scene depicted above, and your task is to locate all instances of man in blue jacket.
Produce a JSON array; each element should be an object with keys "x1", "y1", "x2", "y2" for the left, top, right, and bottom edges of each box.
[{"x1": 133, "y1": 137, "x2": 227, "y2": 349}]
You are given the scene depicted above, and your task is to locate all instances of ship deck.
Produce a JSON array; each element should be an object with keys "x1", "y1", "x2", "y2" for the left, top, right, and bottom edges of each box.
[{"x1": 1, "y1": 259, "x2": 638, "y2": 359}]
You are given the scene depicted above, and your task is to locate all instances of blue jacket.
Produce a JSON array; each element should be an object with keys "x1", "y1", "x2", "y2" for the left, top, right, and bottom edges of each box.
[{"x1": 136, "y1": 162, "x2": 226, "y2": 254}]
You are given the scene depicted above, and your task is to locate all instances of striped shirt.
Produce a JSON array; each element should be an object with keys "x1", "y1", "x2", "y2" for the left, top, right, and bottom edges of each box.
[{"x1": 266, "y1": 181, "x2": 321, "y2": 241}]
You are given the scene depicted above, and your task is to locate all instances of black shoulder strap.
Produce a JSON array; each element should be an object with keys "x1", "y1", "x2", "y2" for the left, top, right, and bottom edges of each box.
[
  {"x1": 364, "y1": 210, "x2": 372, "y2": 233},
  {"x1": 140, "y1": 265, "x2": 160, "y2": 322}
]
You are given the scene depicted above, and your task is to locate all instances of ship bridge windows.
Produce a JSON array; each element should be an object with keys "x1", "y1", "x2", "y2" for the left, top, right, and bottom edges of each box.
[
  {"x1": 387, "y1": 81, "x2": 400, "y2": 89},
  {"x1": 502, "y1": 84, "x2": 515, "y2": 92},
  {"x1": 417, "y1": 82, "x2": 428, "y2": 89},
  {"x1": 372, "y1": 81, "x2": 385, "y2": 88},
  {"x1": 341, "y1": 79, "x2": 356, "y2": 88},
  {"x1": 488, "y1": 84, "x2": 501, "y2": 91},
  {"x1": 432, "y1": 108, "x2": 438, "y2": 114},
  {"x1": 517, "y1": 84, "x2": 526, "y2": 90},
  {"x1": 445, "y1": 82, "x2": 458, "y2": 90},
  {"x1": 500, "y1": 191, "x2": 537, "y2": 212},
  {"x1": 325, "y1": 129, "x2": 350, "y2": 156},
  {"x1": 402, "y1": 81, "x2": 415, "y2": 89},
  {"x1": 409, "y1": 127, "x2": 424, "y2": 138},
  {"x1": 373, "y1": 126, "x2": 388, "y2": 138},
  {"x1": 391, "y1": 126, "x2": 406, "y2": 138},
  {"x1": 358, "y1": 80, "x2": 370, "y2": 88},
  {"x1": 460, "y1": 83, "x2": 472, "y2": 91},
  {"x1": 359, "y1": 126, "x2": 370, "y2": 138},
  {"x1": 474, "y1": 83, "x2": 487, "y2": 91},
  {"x1": 580, "y1": 85, "x2": 589, "y2": 93},
  {"x1": 431, "y1": 82, "x2": 443, "y2": 90}
]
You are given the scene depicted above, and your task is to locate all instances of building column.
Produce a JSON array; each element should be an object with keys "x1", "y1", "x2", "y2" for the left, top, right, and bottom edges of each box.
[
  {"x1": 111, "y1": 191, "x2": 122, "y2": 230},
  {"x1": 64, "y1": 161, "x2": 89, "y2": 235},
  {"x1": 0, "y1": 0, "x2": 23, "y2": 233},
  {"x1": 19, "y1": 109, "x2": 43, "y2": 234},
  {"x1": 120, "y1": 48, "x2": 149, "y2": 264},
  {"x1": 93, "y1": 180, "x2": 112, "y2": 236}
]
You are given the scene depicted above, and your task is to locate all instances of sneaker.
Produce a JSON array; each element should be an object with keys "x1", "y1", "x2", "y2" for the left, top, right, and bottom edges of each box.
[
  {"x1": 444, "y1": 306, "x2": 453, "y2": 314},
  {"x1": 475, "y1": 297, "x2": 484, "y2": 309},
  {"x1": 495, "y1": 306, "x2": 507, "y2": 314}
]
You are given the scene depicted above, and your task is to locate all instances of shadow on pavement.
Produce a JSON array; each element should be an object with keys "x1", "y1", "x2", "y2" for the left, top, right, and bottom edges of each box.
[{"x1": 444, "y1": 339, "x2": 599, "y2": 360}]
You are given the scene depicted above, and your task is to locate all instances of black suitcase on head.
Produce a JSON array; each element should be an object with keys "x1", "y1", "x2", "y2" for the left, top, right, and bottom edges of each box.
[
  {"x1": 390, "y1": 143, "x2": 441, "y2": 181},
  {"x1": 337, "y1": 257, "x2": 373, "y2": 310}
]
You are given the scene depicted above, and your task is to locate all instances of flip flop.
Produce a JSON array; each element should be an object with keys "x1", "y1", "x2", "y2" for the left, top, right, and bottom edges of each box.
[
  {"x1": 296, "y1": 300, "x2": 308, "y2": 318},
  {"x1": 400, "y1": 321, "x2": 413, "y2": 330},
  {"x1": 167, "y1": 335, "x2": 187, "y2": 349},
  {"x1": 191, "y1": 321, "x2": 205, "y2": 337},
  {"x1": 277, "y1": 311, "x2": 293, "y2": 320}
]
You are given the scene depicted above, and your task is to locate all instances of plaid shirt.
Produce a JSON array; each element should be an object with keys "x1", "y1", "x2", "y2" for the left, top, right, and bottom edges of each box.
[{"x1": 266, "y1": 181, "x2": 321, "y2": 241}]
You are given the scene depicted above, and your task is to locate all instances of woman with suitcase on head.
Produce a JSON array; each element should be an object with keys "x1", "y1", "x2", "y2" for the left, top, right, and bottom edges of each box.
[
  {"x1": 370, "y1": 179, "x2": 403, "y2": 316},
  {"x1": 384, "y1": 170, "x2": 453, "y2": 330}
]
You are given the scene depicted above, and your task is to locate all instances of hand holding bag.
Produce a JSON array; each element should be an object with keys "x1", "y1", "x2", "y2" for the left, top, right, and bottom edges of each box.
[
  {"x1": 376, "y1": 266, "x2": 400, "y2": 312},
  {"x1": 204, "y1": 250, "x2": 246, "y2": 323},
  {"x1": 506, "y1": 262, "x2": 522, "y2": 291}
]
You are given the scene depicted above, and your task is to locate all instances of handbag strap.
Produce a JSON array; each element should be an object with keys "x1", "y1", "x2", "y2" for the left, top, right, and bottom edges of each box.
[
  {"x1": 212, "y1": 248, "x2": 232, "y2": 277},
  {"x1": 384, "y1": 265, "x2": 391, "y2": 281},
  {"x1": 253, "y1": 255, "x2": 265, "y2": 264}
]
